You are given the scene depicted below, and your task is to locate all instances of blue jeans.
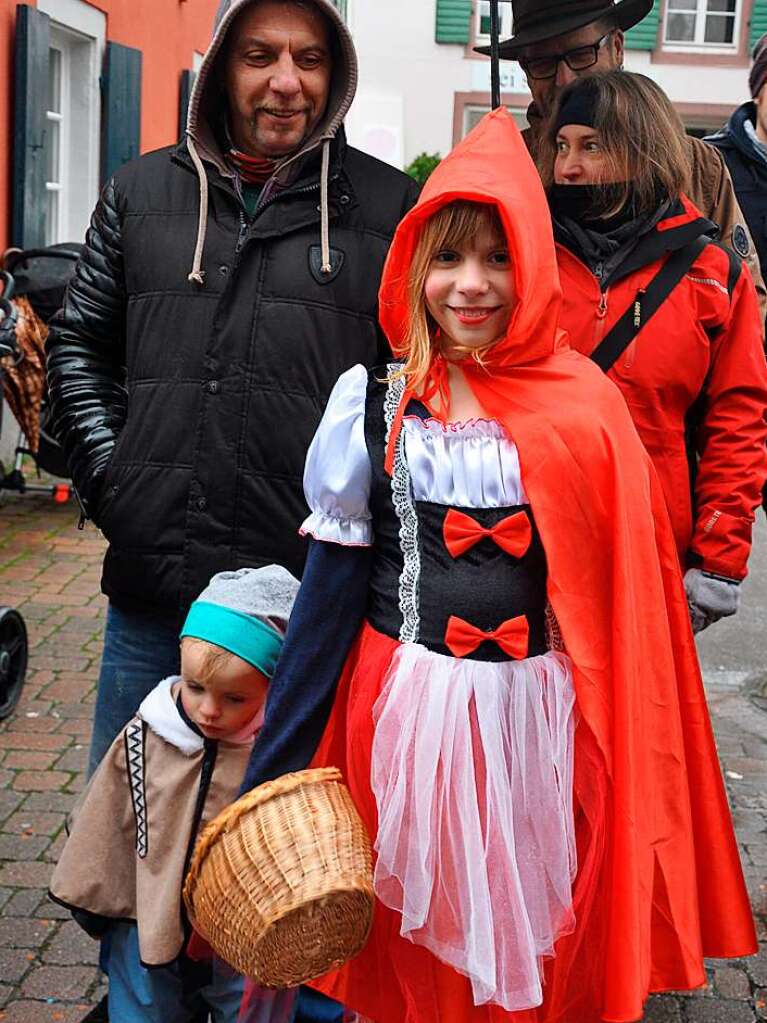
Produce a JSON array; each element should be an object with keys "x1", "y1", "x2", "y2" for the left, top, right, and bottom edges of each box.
[
  {"x1": 89, "y1": 603, "x2": 181, "y2": 776},
  {"x1": 108, "y1": 922, "x2": 252, "y2": 1023}
]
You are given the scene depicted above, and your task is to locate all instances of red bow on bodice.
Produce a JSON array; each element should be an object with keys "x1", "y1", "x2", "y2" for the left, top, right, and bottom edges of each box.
[
  {"x1": 445, "y1": 614, "x2": 530, "y2": 660},
  {"x1": 443, "y1": 508, "x2": 532, "y2": 559}
]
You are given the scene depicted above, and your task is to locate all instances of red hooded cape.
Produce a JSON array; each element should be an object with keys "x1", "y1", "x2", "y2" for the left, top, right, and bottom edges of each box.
[{"x1": 373, "y1": 108, "x2": 755, "y2": 1022}]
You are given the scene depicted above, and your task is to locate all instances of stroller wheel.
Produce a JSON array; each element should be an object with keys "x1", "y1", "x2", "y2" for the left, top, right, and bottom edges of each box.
[{"x1": 0, "y1": 607, "x2": 27, "y2": 720}]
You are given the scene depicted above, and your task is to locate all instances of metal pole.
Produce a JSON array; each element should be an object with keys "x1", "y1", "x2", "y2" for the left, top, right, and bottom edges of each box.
[{"x1": 489, "y1": 0, "x2": 501, "y2": 110}]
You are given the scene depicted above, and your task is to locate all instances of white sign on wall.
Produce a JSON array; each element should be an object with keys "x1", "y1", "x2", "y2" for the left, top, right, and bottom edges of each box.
[{"x1": 471, "y1": 60, "x2": 531, "y2": 96}]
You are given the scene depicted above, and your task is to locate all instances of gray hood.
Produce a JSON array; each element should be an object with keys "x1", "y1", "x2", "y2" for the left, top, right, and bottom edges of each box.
[{"x1": 184, "y1": 0, "x2": 359, "y2": 285}]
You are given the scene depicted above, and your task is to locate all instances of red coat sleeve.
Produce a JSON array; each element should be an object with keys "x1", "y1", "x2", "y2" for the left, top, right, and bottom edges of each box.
[{"x1": 690, "y1": 262, "x2": 767, "y2": 579}]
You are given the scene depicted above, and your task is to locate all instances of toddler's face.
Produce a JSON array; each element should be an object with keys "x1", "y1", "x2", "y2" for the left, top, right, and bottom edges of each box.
[
  {"x1": 424, "y1": 226, "x2": 516, "y2": 352},
  {"x1": 179, "y1": 640, "x2": 268, "y2": 740}
]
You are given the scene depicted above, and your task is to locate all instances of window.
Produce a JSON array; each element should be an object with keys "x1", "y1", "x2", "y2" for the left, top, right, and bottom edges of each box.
[
  {"x1": 664, "y1": 0, "x2": 740, "y2": 48},
  {"x1": 37, "y1": 0, "x2": 105, "y2": 245},
  {"x1": 475, "y1": 1, "x2": 513, "y2": 44},
  {"x1": 45, "y1": 45, "x2": 65, "y2": 245}
]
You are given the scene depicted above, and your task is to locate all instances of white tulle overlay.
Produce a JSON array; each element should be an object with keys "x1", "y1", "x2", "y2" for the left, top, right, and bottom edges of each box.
[{"x1": 371, "y1": 645, "x2": 577, "y2": 1011}]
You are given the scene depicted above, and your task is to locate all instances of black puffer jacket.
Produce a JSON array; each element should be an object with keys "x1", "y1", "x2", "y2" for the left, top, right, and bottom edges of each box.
[{"x1": 46, "y1": 0, "x2": 418, "y2": 620}]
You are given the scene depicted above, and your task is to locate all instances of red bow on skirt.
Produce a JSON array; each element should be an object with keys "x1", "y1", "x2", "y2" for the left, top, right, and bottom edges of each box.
[{"x1": 445, "y1": 614, "x2": 529, "y2": 659}]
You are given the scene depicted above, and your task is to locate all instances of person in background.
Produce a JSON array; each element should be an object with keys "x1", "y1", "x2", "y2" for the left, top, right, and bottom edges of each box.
[
  {"x1": 476, "y1": 0, "x2": 767, "y2": 318},
  {"x1": 539, "y1": 71, "x2": 767, "y2": 633},
  {"x1": 707, "y1": 34, "x2": 767, "y2": 314},
  {"x1": 50, "y1": 566, "x2": 300, "y2": 1023}
]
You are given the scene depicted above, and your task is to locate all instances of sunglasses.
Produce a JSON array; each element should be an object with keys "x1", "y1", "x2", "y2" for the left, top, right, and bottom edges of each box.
[{"x1": 519, "y1": 33, "x2": 613, "y2": 81}]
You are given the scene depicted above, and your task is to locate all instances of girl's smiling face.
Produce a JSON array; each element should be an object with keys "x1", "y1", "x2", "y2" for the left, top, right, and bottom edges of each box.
[
  {"x1": 554, "y1": 124, "x2": 610, "y2": 184},
  {"x1": 424, "y1": 226, "x2": 516, "y2": 352}
]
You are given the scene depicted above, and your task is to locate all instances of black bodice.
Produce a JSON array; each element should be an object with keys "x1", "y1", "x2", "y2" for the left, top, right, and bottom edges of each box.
[{"x1": 364, "y1": 375, "x2": 548, "y2": 662}]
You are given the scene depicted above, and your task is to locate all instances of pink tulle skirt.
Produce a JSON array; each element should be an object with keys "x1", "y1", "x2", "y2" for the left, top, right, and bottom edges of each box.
[{"x1": 370, "y1": 643, "x2": 577, "y2": 1012}]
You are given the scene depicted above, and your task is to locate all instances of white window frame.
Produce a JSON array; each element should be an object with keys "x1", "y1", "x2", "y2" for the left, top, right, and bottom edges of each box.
[
  {"x1": 37, "y1": 0, "x2": 106, "y2": 244},
  {"x1": 663, "y1": 0, "x2": 742, "y2": 52},
  {"x1": 45, "y1": 40, "x2": 68, "y2": 246},
  {"x1": 475, "y1": 1, "x2": 513, "y2": 45},
  {"x1": 463, "y1": 104, "x2": 527, "y2": 136}
]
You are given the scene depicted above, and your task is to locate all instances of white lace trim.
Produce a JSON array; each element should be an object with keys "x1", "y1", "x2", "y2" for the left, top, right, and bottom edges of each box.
[{"x1": 384, "y1": 367, "x2": 421, "y2": 644}]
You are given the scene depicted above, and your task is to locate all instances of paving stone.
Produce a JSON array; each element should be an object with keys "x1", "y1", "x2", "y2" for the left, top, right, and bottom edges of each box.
[
  {"x1": 21, "y1": 964, "x2": 99, "y2": 1000},
  {"x1": 12, "y1": 772, "x2": 71, "y2": 793},
  {"x1": 711, "y1": 966, "x2": 750, "y2": 1000},
  {"x1": 36, "y1": 898, "x2": 70, "y2": 921},
  {"x1": 0, "y1": 948, "x2": 34, "y2": 984},
  {"x1": 0, "y1": 888, "x2": 12, "y2": 910},
  {"x1": 52, "y1": 749, "x2": 86, "y2": 774},
  {"x1": 2, "y1": 812, "x2": 66, "y2": 838},
  {"x1": 0, "y1": 734, "x2": 69, "y2": 753},
  {"x1": 0, "y1": 860, "x2": 52, "y2": 888},
  {"x1": 684, "y1": 1000, "x2": 756, "y2": 1022},
  {"x1": 3, "y1": 753, "x2": 58, "y2": 772},
  {"x1": 0, "y1": 984, "x2": 12, "y2": 1007},
  {"x1": 0, "y1": 918, "x2": 54, "y2": 949},
  {"x1": 42, "y1": 923, "x2": 99, "y2": 966},
  {"x1": 749, "y1": 950, "x2": 767, "y2": 988},
  {"x1": 0, "y1": 1000, "x2": 94, "y2": 1021},
  {"x1": 755, "y1": 987, "x2": 767, "y2": 1021},
  {"x1": 644, "y1": 996, "x2": 683, "y2": 1021},
  {"x1": 0, "y1": 791, "x2": 24, "y2": 823},
  {"x1": 3, "y1": 890, "x2": 45, "y2": 918},
  {"x1": 18, "y1": 792, "x2": 76, "y2": 814},
  {"x1": 0, "y1": 834, "x2": 50, "y2": 860}
]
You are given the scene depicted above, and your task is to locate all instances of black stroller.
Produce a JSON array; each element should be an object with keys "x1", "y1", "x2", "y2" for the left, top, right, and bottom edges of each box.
[{"x1": 0, "y1": 243, "x2": 82, "y2": 719}]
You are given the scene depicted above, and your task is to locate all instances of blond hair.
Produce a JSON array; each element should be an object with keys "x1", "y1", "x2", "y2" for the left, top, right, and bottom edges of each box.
[
  {"x1": 394, "y1": 200, "x2": 506, "y2": 391},
  {"x1": 538, "y1": 70, "x2": 691, "y2": 218}
]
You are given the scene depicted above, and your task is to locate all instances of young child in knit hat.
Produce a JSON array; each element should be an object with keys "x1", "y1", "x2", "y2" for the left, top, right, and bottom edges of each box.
[{"x1": 49, "y1": 566, "x2": 299, "y2": 1023}]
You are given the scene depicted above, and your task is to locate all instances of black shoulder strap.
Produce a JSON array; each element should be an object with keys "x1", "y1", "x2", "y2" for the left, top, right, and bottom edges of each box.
[{"x1": 590, "y1": 235, "x2": 709, "y2": 373}]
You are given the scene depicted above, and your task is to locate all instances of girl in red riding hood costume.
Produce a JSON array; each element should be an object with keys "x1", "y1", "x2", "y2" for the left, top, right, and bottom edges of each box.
[{"x1": 239, "y1": 109, "x2": 756, "y2": 1023}]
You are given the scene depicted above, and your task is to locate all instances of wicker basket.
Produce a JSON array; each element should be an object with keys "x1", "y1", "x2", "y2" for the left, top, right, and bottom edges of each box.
[{"x1": 183, "y1": 767, "x2": 374, "y2": 987}]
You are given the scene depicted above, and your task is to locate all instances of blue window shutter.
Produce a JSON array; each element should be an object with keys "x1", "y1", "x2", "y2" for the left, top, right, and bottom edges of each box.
[
  {"x1": 624, "y1": 0, "x2": 660, "y2": 49},
  {"x1": 12, "y1": 4, "x2": 50, "y2": 248},
  {"x1": 750, "y1": 0, "x2": 767, "y2": 49},
  {"x1": 436, "y1": 0, "x2": 472, "y2": 44},
  {"x1": 179, "y1": 69, "x2": 197, "y2": 140},
  {"x1": 101, "y1": 41, "x2": 142, "y2": 184}
]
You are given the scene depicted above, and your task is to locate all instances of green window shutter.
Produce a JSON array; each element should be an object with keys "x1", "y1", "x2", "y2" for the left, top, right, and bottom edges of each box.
[
  {"x1": 101, "y1": 42, "x2": 142, "y2": 184},
  {"x1": 624, "y1": 0, "x2": 660, "y2": 49},
  {"x1": 12, "y1": 4, "x2": 51, "y2": 248},
  {"x1": 436, "y1": 0, "x2": 472, "y2": 44},
  {"x1": 750, "y1": 0, "x2": 767, "y2": 50},
  {"x1": 329, "y1": 0, "x2": 347, "y2": 20}
]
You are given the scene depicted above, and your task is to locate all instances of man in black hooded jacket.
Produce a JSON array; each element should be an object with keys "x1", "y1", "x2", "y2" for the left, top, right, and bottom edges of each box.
[{"x1": 46, "y1": 0, "x2": 418, "y2": 784}]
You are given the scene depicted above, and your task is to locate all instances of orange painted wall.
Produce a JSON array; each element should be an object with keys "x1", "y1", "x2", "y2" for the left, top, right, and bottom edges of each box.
[{"x1": 1, "y1": 0, "x2": 219, "y2": 250}]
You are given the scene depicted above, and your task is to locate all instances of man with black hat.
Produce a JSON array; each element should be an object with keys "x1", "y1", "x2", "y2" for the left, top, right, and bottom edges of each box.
[
  {"x1": 477, "y1": 0, "x2": 766, "y2": 311},
  {"x1": 706, "y1": 34, "x2": 767, "y2": 295}
]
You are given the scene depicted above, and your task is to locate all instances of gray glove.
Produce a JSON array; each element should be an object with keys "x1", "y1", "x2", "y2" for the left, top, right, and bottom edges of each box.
[{"x1": 684, "y1": 568, "x2": 741, "y2": 634}]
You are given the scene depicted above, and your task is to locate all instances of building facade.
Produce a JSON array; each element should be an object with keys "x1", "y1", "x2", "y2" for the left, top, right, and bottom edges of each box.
[
  {"x1": 0, "y1": 0, "x2": 220, "y2": 253},
  {"x1": 345, "y1": 0, "x2": 767, "y2": 168}
]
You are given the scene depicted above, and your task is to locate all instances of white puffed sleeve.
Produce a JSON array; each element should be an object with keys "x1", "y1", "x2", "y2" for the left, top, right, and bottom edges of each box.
[{"x1": 300, "y1": 364, "x2": 373, "y2": 546}]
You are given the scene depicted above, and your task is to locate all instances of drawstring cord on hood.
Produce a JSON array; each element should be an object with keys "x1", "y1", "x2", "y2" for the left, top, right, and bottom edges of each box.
[
  {"x1": 186, "y1": 135, "x2": 334, "y2": 285},
  {"x1": 320, "y1": 139, "x2": 332, "y2": 274},
  {"x1": 187, "y1": 136, "x2": 209, "y2": 286}
]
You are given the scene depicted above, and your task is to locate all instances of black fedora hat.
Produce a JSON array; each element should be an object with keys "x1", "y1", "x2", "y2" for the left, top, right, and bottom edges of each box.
[{"x1": 475, "y1": 0, "x2": 654, "y2": 58}]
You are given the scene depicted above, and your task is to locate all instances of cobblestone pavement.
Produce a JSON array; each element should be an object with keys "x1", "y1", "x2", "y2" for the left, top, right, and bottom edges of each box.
[{"x1": 0, "y1": 492, "x2": 765, "y2": 1023}]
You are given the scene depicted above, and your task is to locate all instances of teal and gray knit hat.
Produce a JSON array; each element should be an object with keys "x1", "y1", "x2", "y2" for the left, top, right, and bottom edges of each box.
[{"x1": 180, "y1": 566, "x2": 299, "y2": 679}]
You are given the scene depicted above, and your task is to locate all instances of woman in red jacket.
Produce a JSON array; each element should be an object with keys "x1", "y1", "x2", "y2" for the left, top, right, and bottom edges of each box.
[{"x1": 539, "y1": 70, "x2": 767, "y2": 633}]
